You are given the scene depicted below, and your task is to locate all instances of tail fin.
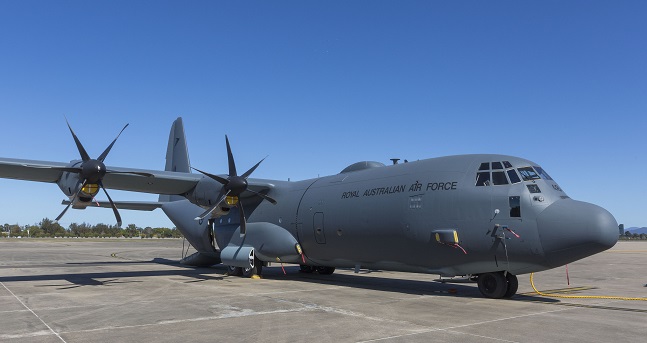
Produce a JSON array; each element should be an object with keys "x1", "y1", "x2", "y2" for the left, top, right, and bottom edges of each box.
[{"x1": 159, "y1": 117, "x2": 191, "y2": 202}]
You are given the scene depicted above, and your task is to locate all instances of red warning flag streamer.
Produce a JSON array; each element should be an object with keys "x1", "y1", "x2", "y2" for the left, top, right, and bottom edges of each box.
[{"x1": 504, "y1": 227, "x2": 521, "y2": 238}]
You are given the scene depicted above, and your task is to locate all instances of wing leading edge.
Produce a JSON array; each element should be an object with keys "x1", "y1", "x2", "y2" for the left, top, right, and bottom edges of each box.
[{"x1": 0, "y1": 157, "x2": 274, "y2": 197}]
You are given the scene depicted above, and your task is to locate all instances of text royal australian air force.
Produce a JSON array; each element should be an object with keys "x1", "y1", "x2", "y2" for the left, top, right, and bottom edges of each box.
[{"x1": 341, "y1": 180, "x2": 458, "y2": 199}]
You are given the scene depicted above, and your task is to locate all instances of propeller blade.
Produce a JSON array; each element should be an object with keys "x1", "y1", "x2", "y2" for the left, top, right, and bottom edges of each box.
[
  {"x1": 246, "y1": 189, "x2": 277, "y2": 205},
  {"x1": 225, "y1": 135, "x2": 237, "y2": 177},
  {"x1": 55, "y1": 179, "x2": 86, "y2": 223},
  {"x1": 65, "y1": 118, "x2": 91, "y2": 162},
  {"x1": 238, "y1": 202, "x2": 246, "y2": 237},
  {"x1": 194, "y1": 189, "x2": 230, "y2": 221},
  {"x1": 99, "y1": 181, "x2": 122, "y2": 227},
  {"x1": 98, "y1": 124, "x2": 129, "y2": 162},
  {"x1": 191, "y1": 167, "x2": 228, "y2": 185},
  {"x1": 106, "y1": 170, "x2": 155, "y2": 177},
  {"x1": 55, "y1": 201, "x2": 74, "y2": 223},
  {"x1": 241, "y1": 156, "x2": 267, "y2": 179}
]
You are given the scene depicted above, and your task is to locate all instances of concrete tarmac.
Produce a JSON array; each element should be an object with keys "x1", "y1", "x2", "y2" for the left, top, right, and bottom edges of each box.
[{"x1": 1, "y1": 239, "x2": 645, "y2": 343}]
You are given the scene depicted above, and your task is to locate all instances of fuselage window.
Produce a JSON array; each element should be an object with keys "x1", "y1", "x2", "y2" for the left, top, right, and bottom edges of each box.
[
  {"x1": 507, "y1": 169, "x2": 521, "y2": 184},
  {"x1": 479, "y1": 162, "x2": 490, "y2": 171},
  {"x1": 492, "y1": 162, "x2": 503, "y2": 170},
  {"x1": 518, "y1": 167, "x2": 540, "y2": 181},
  {"x1": 527, "y1": 184, "x2": 541, "y2": 193},
  {"x1": 533, "y1": 166, "x2": 553, "y2": 181},
  {"x1": 492, "y1": 171, "x2": 509, "y2": 185},
  {"x1": 476, "y1": 172, "x2": 490, "y2": 186}
]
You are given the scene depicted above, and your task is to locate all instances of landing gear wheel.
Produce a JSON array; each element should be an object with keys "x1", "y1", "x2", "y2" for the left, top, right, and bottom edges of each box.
[
  {"x1": 316, "y1": 266, "x2": 335, "y2": 275},
  {"x1": 299, "y1": 265, "x2": 314, "y2": 273},
  {"x1": 503, "y1": 273, "x2": 518, "y2": 298},
  {"x1": 242, "y1": 258, "x2": 263, "y2": 278},
  {"x1": 477, "y1": 272, "x2": 507, "y2": 299},
  {"x1": 227, "y1": 265, "x2": 242, "y2": 276}
]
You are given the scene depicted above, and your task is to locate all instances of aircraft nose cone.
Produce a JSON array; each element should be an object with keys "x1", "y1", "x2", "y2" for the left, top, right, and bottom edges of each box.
[{"x1": 537, "y1": 200, "x2": 618, "y2": 268}]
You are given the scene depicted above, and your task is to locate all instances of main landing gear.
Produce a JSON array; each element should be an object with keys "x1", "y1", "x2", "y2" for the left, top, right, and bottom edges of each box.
[{"x1": 477, "y1": 272, "x2": 518, "y2": 299}]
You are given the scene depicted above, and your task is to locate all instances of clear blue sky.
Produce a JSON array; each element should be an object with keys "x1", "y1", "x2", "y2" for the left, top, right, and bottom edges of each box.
[{"x1": 0, "y1": 1, "x2": 645, "y2": 229}]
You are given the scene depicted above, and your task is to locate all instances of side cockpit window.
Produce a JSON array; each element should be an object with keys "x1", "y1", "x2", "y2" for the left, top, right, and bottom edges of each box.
[
  {"x1": 518, "y1": 167, "x2": 540, "y2": 181},
  {"x1": 475, "y1": 160, "x2": 520, "y2": 186},
  {"x1": 533, "y1": 166, "x2": 553, "y2": 180}
]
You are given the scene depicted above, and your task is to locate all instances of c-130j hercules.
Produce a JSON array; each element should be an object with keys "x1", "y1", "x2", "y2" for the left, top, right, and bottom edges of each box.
[{"x1": 0, "y1": 118, "x2": 618, "y2": 298}]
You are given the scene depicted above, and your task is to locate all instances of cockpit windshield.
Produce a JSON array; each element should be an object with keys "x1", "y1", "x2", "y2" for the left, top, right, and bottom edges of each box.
[{"x1": 475, "y1": 162, "x2": 555, "y2": 186}]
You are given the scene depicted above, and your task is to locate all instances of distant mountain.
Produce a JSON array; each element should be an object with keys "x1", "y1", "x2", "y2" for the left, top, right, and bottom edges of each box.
[{"x1": 626, "y1": 227, "x2": 647, "y2": 234}]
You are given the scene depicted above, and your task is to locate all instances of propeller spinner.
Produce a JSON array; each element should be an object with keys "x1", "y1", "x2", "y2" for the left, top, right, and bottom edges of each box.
[{"x1": 192, "y1": 135, "x2": 277, "y2": 236}]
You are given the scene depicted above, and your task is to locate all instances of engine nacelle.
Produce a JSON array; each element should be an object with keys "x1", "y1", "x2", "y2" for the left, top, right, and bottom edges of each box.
[{"x1": 184, "y1": 177, "x2": 230, "y2": 218}]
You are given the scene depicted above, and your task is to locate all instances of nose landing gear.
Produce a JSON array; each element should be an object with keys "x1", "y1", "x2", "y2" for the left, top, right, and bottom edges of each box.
[{"x1": 477, "y1": 272, "x2": 518, "y2": 299}]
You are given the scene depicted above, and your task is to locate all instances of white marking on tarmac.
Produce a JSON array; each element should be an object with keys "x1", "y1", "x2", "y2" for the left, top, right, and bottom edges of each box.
[
  {"x1": 356, "y1": 306, "x2": 574, "y2": 342},
  {"x1": 0, "y1": 281, "x2": 68, "y2": 343}
]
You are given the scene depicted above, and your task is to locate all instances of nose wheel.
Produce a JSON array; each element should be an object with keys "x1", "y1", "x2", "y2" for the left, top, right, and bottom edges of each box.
[{"x1": 477, "y1": 272, "x2": 518, "y2": 299}]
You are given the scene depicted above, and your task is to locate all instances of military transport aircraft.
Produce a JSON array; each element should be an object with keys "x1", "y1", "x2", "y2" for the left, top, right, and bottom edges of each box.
[{"x1": 0, "y1": 118, "x2": 619, "y2": 298}]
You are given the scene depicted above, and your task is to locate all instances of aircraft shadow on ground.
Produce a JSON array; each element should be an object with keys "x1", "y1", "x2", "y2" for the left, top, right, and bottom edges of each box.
[
  {"x1": 0, "y1": 258, "x2": 556, "y2": 302},
  {"x1": 0, "y1": 258, "x2": 225, "y2": 289},
  {"x1": 255, "y1": 266, "x2": 559, "y2": 302}
]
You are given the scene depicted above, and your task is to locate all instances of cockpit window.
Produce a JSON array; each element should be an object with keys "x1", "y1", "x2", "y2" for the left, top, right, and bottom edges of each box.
[
  {"x1": 475, "y1": 172, "x2": 490, "y2": 186},
  {"x1": 507, "y1": 169, "x2": 521, "y2": 184},
  {"x1": 476, "y1": 161, "x2": 521, "y2": 186},
  {"x1": 492, "y1": 171, "x2": 508, "y2": 185},
  {"x1": 518, "y1": 167, "x2": 540, "y2": 181},
  {"x1": 533, "y1": 166, "x2": 553, "y2": 181}
]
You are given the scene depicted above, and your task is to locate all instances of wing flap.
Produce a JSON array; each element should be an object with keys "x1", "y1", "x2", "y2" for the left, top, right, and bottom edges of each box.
[{"x1": 0, "y1": 158, "x2": 68, "y2": 182}]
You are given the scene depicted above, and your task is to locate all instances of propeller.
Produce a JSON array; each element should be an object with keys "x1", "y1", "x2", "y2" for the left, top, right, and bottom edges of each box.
[
  {"x1": 192, "y1": 135, "x2": 277, "y2": 236},
  {"x1": 54, "y1": 119, "x2": 152, "y2": 226}
]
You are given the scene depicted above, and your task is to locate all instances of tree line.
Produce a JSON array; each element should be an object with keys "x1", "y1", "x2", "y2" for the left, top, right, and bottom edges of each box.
[
  {"x1": 620, "y1": 231, "x2": 647, "y2": 240},
  {"x1": 1, "y1": 218, "x2": 183, "y2": 238}
]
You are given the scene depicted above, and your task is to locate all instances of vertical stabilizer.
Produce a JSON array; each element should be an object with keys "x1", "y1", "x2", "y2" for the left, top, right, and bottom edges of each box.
[{"x1": 159, "y1": 117, "x2": 191, "y2": 202}]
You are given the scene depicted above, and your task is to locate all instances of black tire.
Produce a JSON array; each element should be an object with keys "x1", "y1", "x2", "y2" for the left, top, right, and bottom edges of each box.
[
  {"x1": 299, "y1": 265, "x2": 314, "y2": 273},
  {"x1": 316, "y1": 266, "x2": 335, "y2": 275},
  {"x1": 503, "y1": 273, "x2": 519, "y2": 298},
  {"x1": 242, "y1": 258, "x2": 263, "y2": 278},
  {"x1": 227, "y1": 265, "x2": 242, "y2": 276},
  {"x1": 477, "y1": 272, "x2": 507, "y2": 299}
]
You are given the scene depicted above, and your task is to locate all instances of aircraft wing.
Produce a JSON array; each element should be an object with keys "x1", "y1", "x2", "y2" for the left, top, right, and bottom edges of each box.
[
  {"x1": 0, "y1": 157, "x2": 200, "y2": 195},
  {"x1": 0, "y1": 157, "x2": 275, "y2": 196}
]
